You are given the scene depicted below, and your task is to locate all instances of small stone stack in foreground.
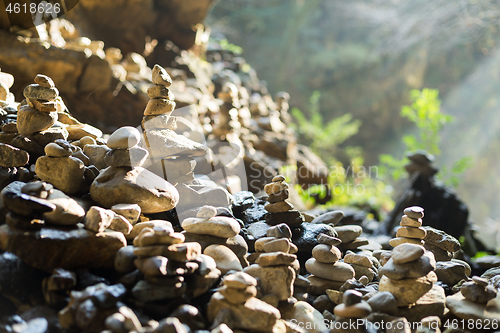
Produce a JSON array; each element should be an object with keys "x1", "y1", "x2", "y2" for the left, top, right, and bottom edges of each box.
[
  {"x1": 306, "y1": 233, "x2": 355, "y2": 294},
  {"x1": 244, "y1": 223, "x2": 298, "y2": 306},
  {"x1": 183, "y1": 205, "x2": 244, "y2": 274},
  {"x1": 131, "y1": 224, "x2": 221, "y2": 302},
  {"x1": 90, "y1": 126, "x2": 180, "y2": 214},
  {"x1": 207, "y1": 271, "x2": 283, "y2": 332},
  {"x1": 379, "y1": 243, "x2": 437, "y2": 306}
]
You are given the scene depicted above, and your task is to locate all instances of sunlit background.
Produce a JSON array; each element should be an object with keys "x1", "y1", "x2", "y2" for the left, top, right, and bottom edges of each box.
[{"x1": 208, "y1": 0, "x2": 500, "y2": 247}]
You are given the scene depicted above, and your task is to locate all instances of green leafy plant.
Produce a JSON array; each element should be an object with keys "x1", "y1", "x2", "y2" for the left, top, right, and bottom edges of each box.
[
  {"x1": 379, "y1": 88, "x2": 472, "y2": 187},
  {"x1": 218, "y1": 38, "x2": 243, "y2": 54},
  {"x1": 291, "y1": 91, "x2": 361, "y2": 162},
  {"x1": 291, "y1": 91, "x2": 394, "y2": 213}
]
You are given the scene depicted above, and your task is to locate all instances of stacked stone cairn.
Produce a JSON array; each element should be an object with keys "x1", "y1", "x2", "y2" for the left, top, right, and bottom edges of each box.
[
  {"x1": 379, "y1": 242, "x2": 437, "y2": 307},
  {"x1": 42, "y1": 268, "x2": 77, "y2": 307},
  {"x1": 58, "y1": 283, "x2": 135, "y2": 332},
  {"x1": 244, "y1": 223, "x2": 298, "y2": 306},
  {"x1": 90, "y1": 125, "x2": 180, "y2": 214},
  {"x1": 182, "y1": 205, "x2": 244, "y2": 274},
  {"x1": 446, "y1": 276, "x2": 500, "y2": 324},
  {"x1": 305, "y1": 233, "x2": 355, "y2": 294},
  {"x1": 131, "y1": 223, "x2": 220, "y2": 303},
  {"x1": 35, "y1": 139, "x2": 86, "y2": 194},
  {"x1": 264, "y1": 175, "x2": 304, "y2": 229},
  {"x1": 333, "y1": 290, "x2": 372, "y2": 322},
  {"x1": 405, "y1": 150, "x2": 438, "y2": 177},
  {"x1": 17, "y1": 74, "x2": 60, "y2": 137},
  {"x1": 275, "y1": 91, "x2": 292, "y2": 124},
  {"x1": 0, "y1": 142, "x2": 29, "y2": 186},
  {"x1": 389, "y1": 206, "x2": 427, "y2": 248},
  {"x1": 461, "y1": 276, "x2": 497, "y2": 304},
  {"x1": 1, "y1": 179, "x2": 87, "y2": 229},
  {"x1": 207, "y1": 271, "x2": 283, "y2": 332},
  {"x1": 213, "y1": 82, "x2": 241, "y2": 138},
  {"x1": 140, "y1": 64, "x2": 230, "y2": 212}
]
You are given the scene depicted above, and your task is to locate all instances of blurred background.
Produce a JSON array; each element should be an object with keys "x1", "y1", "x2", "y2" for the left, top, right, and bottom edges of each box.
[{"x1": 208, "y1": 0, "x2": 500, "y2": 246}]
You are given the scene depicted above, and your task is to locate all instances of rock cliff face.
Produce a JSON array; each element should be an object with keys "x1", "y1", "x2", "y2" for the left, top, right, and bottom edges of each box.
[{"x1": 65, "y1": 0, "x2": 218, "y2": 53}]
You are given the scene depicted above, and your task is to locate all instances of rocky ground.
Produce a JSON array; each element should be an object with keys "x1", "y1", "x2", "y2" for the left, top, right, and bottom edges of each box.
[{"x1": 0, "y1": 7, "x2": 499, "y2": 333}]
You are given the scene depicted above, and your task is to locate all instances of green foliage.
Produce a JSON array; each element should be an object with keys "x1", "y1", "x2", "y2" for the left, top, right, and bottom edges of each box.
[
  {"x1": 400, "y1": 89, "x2": 452, "y2": 155},
  {"x1": 291, "y1": 91, "x2": 394, "y2": 213},
  {"x1": 472, "y1": 251, "x2": 492, "y2": 259},
  {"x1": 216, "y1": 38, "x2": 243, "y2": 54},
  {"x1": 379, "y1": 88, "x2": 472, "y2": 187},
  {"x1": 291, "y1": 91, "x2": 362, "y2": 162}
]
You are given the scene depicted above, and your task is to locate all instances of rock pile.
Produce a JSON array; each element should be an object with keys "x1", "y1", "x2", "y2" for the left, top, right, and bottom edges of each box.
[
  {"x1": 140, "y1": 64, "x2": 231, "y2": 212},
  {"x1": 90, "y1": 126, "x2": 179, "y2": 214},
  {"x1": 264, "y1": 175, "x2": 304, "y2": 229},
  {"x1": 333, "y1": 289, "x2": 372, "y2": 319},
  {"x1": 461, "y1": 276, "x2": 497, "y2": 304},
  {"x1": 58, "y1": 283, "x2": 132, "y2": 332},
  {"x1": 213, "y1": 82, "x2": 241, "y2": 138},
  {"x1": 207, "y1": 271, "x2": 283, "y2": 332},
  {"x1": 17, "y1": 74, "x2": 61, "y2": 138},
  {"x1": 35, "y1": 140, "x2": 86, "y2": 194},
  {"x1": 182, "y1": 205, "x2": 244, "y2": 274},
  {"x1": 130, "y1": 223, "x2": 220, "y2": 303},
  {"x1": 305, "y1": 233, "x2": 355, "y2": 294},
  {"x1": 244, "y1": 223, "x2": 298, "y2": 306},
  {"x1": 389, "y1": 206, "x2": 427, "y2": 247},
  {"x1": 379, "y1": 243, "x2": 437, "y2": 306},
  {"x1": 446, "y1": 276, "x2": 500, "y2": 324},
  {"x1": 42, "y1": 268, "x2": 77, "y2": 307}
]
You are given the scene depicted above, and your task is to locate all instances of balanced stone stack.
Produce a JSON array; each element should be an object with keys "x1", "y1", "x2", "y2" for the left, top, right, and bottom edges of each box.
[
  {"x1": 0, "y1": 143, "x2": 29, "y2": 185},
  {"x1": 90, "y1": 126, "x2": 180, "y2": 214},
  {"x1": 264, "y1": 175, "x2": 304, "y2": 229},
  {"x1": 275, "y1": 91, "x2": 292, "y2": 124},
  {"x1": 213, "y1": 82, "x2": 241, "y2": 138},
  {"x1": 305, "y1": 233, "x2": 355, "y2": 294},
  {"x1": 379, "y1": 243, "x2": 438, "y2": 307},
  {"x1": 140, "y1": 65, "x2": 231, "y2": 213},
  {"x1": 1, "y1": 180, "x2": 86, "y2": 229},
  {"x1": 35, "y1": 140, "x2": 86, "y2": 194},
  {"x1": 389, "y1": 206, "x2": 427, "y2": 248},
  {"x1": 207, "y1": 271, "x2": 283, "y2": 332},
  {"x1": 182, "y1": 205, "x2": 244, "y2": 274},
  {"x1": 58, "y1": 283, "x2": 130, "y2": 332},
  {"x1": 17, "y1": 74, "x2": 61, "y2": 137},
  {"x1": 446, "y1": 276, "x2": 500, "y2": 324},
  {"x1": 42, "y1": 268, "x2": 77, "y2": 307},
  {"x1": 461, "y1": 276, "x2": 497, "y2": 304},
  {"x1": 131, "y1": 224, "x2": 221, "y2": 302},
  {"x1": 333, "y1": 289, "x2": 372, "y2": 320},
  {"x1": 244, "y1": 223, "x2": 298, "y2": 306},
  {"x1": 405, "y1": 150, "x2": 438, "y2": 177}
]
